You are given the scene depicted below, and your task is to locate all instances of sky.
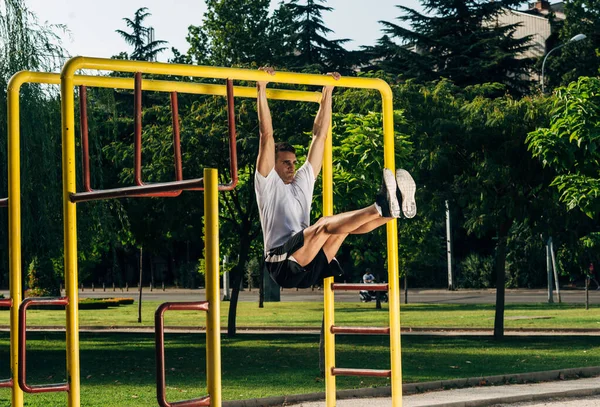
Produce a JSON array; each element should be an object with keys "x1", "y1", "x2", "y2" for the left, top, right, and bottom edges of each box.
[{"x1": 25, "y1": 0, "x2": 423, "y2": 62}]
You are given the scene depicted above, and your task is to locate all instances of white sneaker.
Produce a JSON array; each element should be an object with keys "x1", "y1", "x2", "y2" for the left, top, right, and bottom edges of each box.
[{"x1": 395, "y1": 169, "x2": 417, "y2": 218}]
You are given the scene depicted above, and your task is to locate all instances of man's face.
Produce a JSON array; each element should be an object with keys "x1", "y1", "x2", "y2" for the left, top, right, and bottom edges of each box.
[{"x1": 275, "y1": 151, "x2": 297, "y2": 184}]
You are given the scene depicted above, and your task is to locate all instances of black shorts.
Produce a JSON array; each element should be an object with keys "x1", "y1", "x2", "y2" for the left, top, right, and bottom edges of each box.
[{"x1": 265, "y1": 231, "x2": 333, "y2": 288}]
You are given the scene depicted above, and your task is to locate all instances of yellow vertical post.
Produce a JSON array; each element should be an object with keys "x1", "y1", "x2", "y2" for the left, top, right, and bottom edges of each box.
[
  {"x1": 204, "y1": 168, "x2": 222, "y2": 407},
  {"x1": 60, "y1": 66, "x2": 81, "y2": 407},
  {"x1": 381, "y1": 87, "x2": 402, "y2": 407},
  {"x1": 323, "y1": 121, "x2": 335, "y2": 406},
  {"x1": 7, "y1": 72, "x2": 25, "y2": 407}
]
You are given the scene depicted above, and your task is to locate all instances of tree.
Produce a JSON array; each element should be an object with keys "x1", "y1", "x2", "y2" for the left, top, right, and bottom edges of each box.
[
  {"x1": 527, "y1": 76, "x2": 600, "y2": 218},
  {"x1": 115, "y1": 7, "x2": 168, "y2": 61},
  {"x1": 283, "y1": 0, "x2": 355, "y2": 73},
  {"x1": 544, "y1": 0, "x2": 600, "y2": 91},
  {"x1": 0, "y1": 0, "x2": 67, "y2": 290},
  {"x1": 372, "y1": 0, "x2": 534, "y2": 94},
  {"x1": 186, "y1": 0, "x2": 272, "y2": 66}
]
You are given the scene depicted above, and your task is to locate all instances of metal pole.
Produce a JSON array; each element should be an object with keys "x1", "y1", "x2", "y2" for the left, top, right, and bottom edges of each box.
[
  {"x1": 204, "y1": 168, "x2": 222, "y2": 407},
  {"x1": 445, "y1": 200, "x2": 454, "y2": 290},
  {"x1": 138, "y1": 246, "x2": 143, "y2": 323},
  {"x1": 546, "y1": 238, "x2": 553, "y2": 303},
  {"x1": 549, "y1": 238, "x2": 561, "y2": 303},
  {"x1": 222, "y1": 256, "x2": 229, "y2": 301}
]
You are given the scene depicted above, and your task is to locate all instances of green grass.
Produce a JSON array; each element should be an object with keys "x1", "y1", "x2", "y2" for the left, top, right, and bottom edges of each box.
[
  {"x1": 1, "y1": 332, "x2": 600, "y2": 406},
  {"x1": 2, "y1": 301, "x2": 600, "y2": 330}
]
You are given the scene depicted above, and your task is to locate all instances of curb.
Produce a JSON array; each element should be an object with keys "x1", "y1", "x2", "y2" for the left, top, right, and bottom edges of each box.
[{"x1": 222, "y1": 367, "x2": 600, "y2": 407}]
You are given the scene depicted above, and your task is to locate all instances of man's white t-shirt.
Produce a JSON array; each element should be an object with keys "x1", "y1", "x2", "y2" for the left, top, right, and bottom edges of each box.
[{"x1": 255, "y1": 162, "x2": 315, "y2": 253}]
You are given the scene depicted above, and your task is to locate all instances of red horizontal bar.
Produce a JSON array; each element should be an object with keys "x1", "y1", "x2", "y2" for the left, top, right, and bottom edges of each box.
[
  {"x1": 18, "y1": 297, "x2": 70, "y2": 393},
  {"x1": 331, "y1": 367, "x2": 391, "y2": 378},
  {"x1": 0, "y1": 198, "x2": 7, "y2": 207},
  {"x1": 70, "y1": 178, "x2": 205, "y2": 203},
  {"x1": 0, "y1": 378, "x2": 12, "y2": 389},
  {"x1": 155, "y1": 302, "x2": 210, "y2": 407},
  {"x1": 330, "y1": 326, "x2": 390, "y2": 335},
  {"x1": 331, "y1": 283, "x2": 388, "y2": 292}
]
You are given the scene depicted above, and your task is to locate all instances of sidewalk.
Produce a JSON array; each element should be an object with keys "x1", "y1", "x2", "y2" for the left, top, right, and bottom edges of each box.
[{"x1": 226, "y1": 370, "x2": 600, "y2": 407}]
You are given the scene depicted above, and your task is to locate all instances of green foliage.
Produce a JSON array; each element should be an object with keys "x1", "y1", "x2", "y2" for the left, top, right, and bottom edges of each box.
[
  {"x1": 457, "y1": 253, "x2": 493, "y2": 289},
  {"x1": 115, "y1": 7, "x2": 167, "y2": 61},
  {"x1": 26, "y1": 256, "x2": 60, "y2": 297},
  {"x1": 186, "y1": 0, "x2": 272, "y2": 66},
  {"x1": 371, "y1": 0, "x2": 533, "y2": 94},
  {"x1": 544, "y1": 0, "x2": 600, "y2": 91},
  {"x1": 527, "y1": 77, "x2": 600, "y2": 218}
]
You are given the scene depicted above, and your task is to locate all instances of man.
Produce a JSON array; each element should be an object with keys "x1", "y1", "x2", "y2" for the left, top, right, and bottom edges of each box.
[
  {"x1": 254, "y1": 68, "x2": 416, "y2": 289},
  {"x1": 363, "y1": 269, "x2": 375, "y2": 284}
]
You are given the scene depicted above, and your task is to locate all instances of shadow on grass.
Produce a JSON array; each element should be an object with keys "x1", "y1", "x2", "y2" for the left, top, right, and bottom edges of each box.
[{"x1": 1, "y1": 332, "x2": 600, "y2": 406}]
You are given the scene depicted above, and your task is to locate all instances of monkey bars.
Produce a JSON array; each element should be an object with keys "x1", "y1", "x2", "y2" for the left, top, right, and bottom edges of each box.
[
  {"x1": 74, "y1": 74, "x2": 238, "y2": 202},
  {"x1": 5, "y1": 68, "x2": 322, "y2": 407},
  {"x1": 4, "y1": 57, "x2": 402, "y2": 407}
]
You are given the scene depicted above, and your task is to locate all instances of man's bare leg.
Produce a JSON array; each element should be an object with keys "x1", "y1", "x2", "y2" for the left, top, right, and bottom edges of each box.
[
  {"x1": 349, "y1": 217, "x2": 391, "y2": 234},
  {"x1": 291, "y1": 205, "x2": 380, "y2": 266}
]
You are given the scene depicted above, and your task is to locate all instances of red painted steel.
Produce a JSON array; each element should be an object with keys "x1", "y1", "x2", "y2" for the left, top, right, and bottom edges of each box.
[
  {"x1": 0, "y1": 198, "x2": 7, "y2": 207},
  {"x1": 155, "y1": 302, "x2": 211, "y2": 407},
  {"x1": 132, "y1": 73, "x2": 182, "y2": 197},
  {"x1": 331, "y1": 367, "x2": 391, "y2": 378},
  {"x1": 73, "y1": 75, "x2": 238, "y2": 202},
  {"x1": 79, "y1": 85, "x2": 92, "y2": 192},
  {"x1": 0, "y1": 299, "x2": 12, "y2": 388},
  {"x1": 70, "y1": 178, "x2": 205, "y2": 203},
  {"x1": 18, "y1": 297, "x2": 70, "y2": 393},
  {"x1": 330, "y1": 326, "x2": 390, "y2": 335},
  {"x1": 171, "y1": 92, "x2": 183, "y2": 182},
  {"x1": 183, "y1": 78, "x2": 238, "y2": 192},
  {"x1": 331, "y1": 283, "x2": 388, "y2": 292}
]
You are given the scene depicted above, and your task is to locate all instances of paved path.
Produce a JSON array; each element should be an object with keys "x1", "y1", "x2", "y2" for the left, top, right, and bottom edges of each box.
[
  {"x1": 281, "y1": 376, "x2": 600, "y2": 407},
  {"x1": 2, "y1": 287, "x2": 597, "y2": 304}
]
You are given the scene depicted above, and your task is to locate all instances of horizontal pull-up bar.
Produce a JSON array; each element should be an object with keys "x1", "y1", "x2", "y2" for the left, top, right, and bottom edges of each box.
[
  {"x1": 61, "y1": 56, "x2": 393, "y2": 96},
  {"x1": 9, "y1": 71, "x2": 323, "y2": 103},
  {"x1": 0, "y1": 198, "x2": 7, "y2": 207}
]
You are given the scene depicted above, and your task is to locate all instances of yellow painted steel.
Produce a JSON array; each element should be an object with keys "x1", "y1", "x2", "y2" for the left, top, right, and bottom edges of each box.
[
  {"x1": 204, "y1": 168, "x2": 222, "y2": 407},
  {"x1": 3, "y1": 69, "x2": 316, "y2": 407},
  {"x1": 6, "y1": 71, "x2": 28, "y2": 407},
  {"x1": 60, "y1": 68, "x2": 81, "y2": 407},
  {"x1": 56, "y1": 56, "x2": 401, "y2": 406},
  {"x1": 382, "y1": 90, "x2": 403, "y2": 407},
  {"x1": 322, "y1": 121, "x2": 336, "y2": 407}
]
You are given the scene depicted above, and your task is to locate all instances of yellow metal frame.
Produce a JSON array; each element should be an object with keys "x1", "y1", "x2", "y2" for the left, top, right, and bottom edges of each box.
[
  {"x1": 5, "y1": 70, "x2": 319, "y2": 407},
  {"x1": 6, "y1": 56, "x2": 402, "y2": 407}
]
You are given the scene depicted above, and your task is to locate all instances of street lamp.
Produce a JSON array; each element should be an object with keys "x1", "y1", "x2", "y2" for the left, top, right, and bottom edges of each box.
[{"x1": 541, "y1": 33, "x2": 587, "y2": 93}]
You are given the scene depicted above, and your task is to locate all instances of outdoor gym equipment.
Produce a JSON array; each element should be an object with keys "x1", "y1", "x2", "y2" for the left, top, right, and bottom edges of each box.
[
  {"x1": 3, "y1": 68, "x2": 323, "y2": 407},
  {"x1": 4, "y1": 56, "x2": 405, "y2": 407}
]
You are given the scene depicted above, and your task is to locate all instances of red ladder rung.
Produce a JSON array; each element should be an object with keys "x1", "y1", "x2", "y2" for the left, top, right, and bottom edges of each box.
[
  {"x1": 331, "y1": 368, "x2": 391, "y2": 378},
  {"x1": 0, "y1": 198, "x2": 7, "y2": 207},
  {"x1": 331, "y1": 326, "x2": 390, "y2": 335},
  {"x1": 331, "y1": 283, "x2": 388, "y2": 291}
]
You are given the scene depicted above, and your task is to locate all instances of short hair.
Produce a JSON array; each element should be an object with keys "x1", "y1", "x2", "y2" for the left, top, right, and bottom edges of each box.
[{"x1": 275, "y1": 142, "x2": 295, "y2": 155}]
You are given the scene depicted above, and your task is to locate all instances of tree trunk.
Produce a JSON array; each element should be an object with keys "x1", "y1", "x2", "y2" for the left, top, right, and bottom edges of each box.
[
  {"x1": 319, "y1": 316, "x2": 325, "y2": 377},
  {"x1": 259, "y1": 258, "x2": 264, "y2": 308},
  {"x1": 493, "y1": 221, "x2": 512, "y2": 340},
  {"x1": 227, "y1": 237, "x2": 250, "y2": 337}
]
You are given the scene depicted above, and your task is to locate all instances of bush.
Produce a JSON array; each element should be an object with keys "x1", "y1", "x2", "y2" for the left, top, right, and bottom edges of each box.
[{"x1": 457, "y1": 253, "x2": 493, "y2": 289}]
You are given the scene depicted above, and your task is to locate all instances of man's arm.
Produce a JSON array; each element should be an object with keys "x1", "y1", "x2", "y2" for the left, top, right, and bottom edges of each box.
[
  {"x1": 256, "y1": 67, "x2": 276, "y2": 177},
  {"x1": 306, "y1": 73, "x2": 341, "y2": 178}
]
